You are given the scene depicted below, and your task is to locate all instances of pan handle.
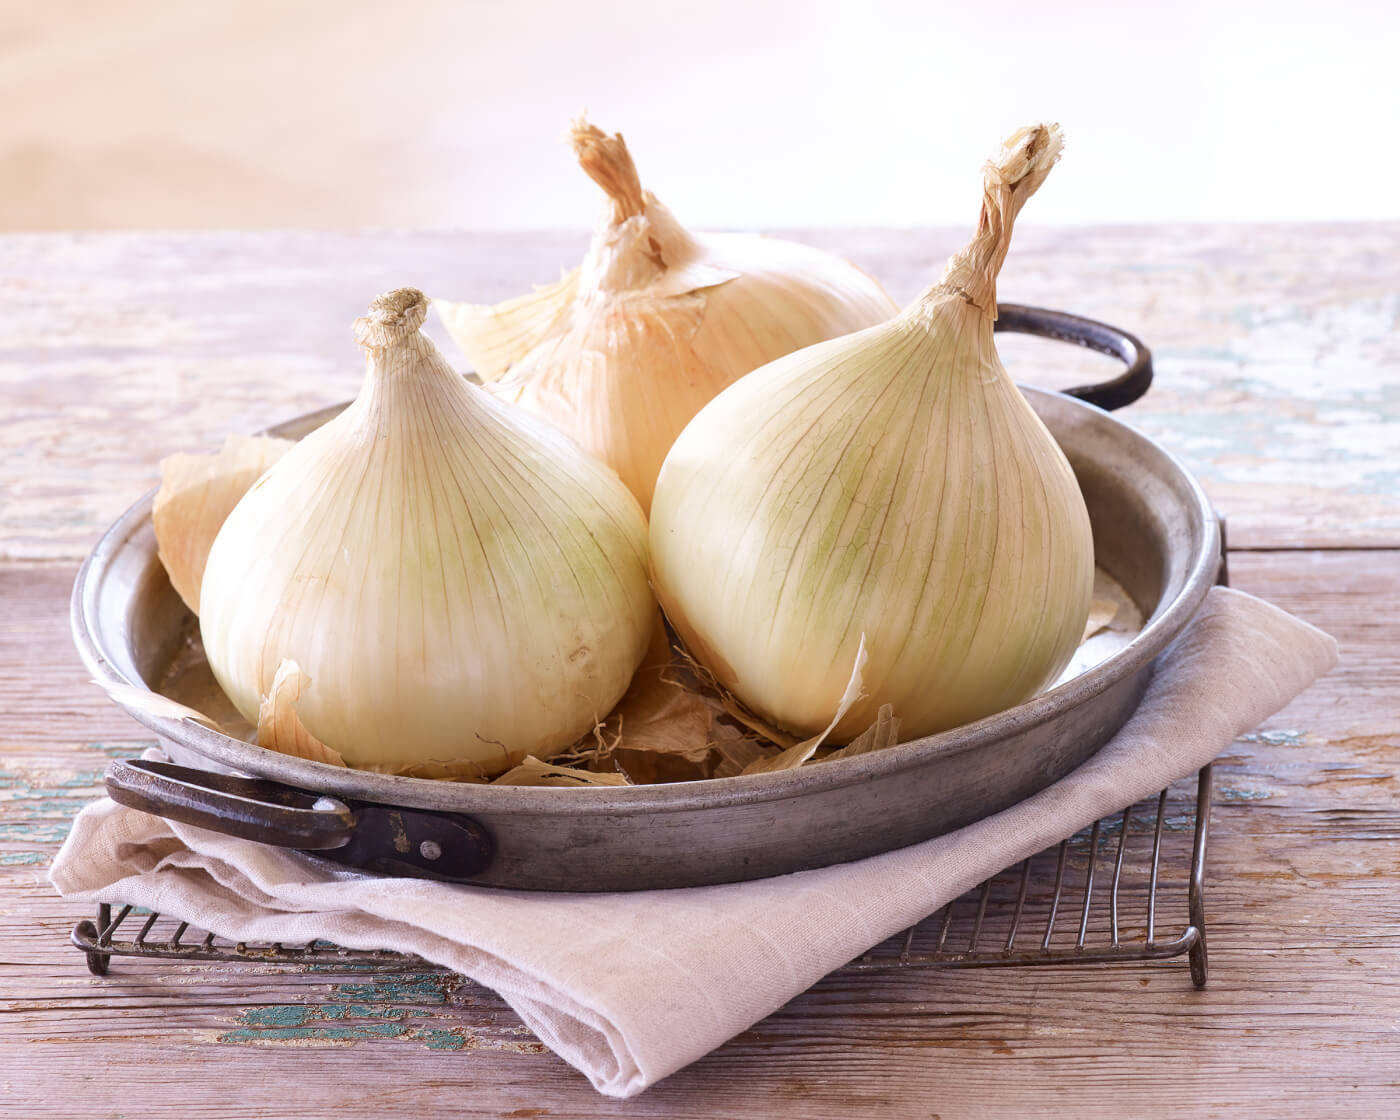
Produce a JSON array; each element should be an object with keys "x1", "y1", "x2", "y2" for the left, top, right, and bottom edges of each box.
[
  {"x1": 995, "y1": 303, "x2": 1153, "y2": 412},
  {"x1": 105, "y1": 759, "x2": 495, "y2": 881},
  {"x1": 106, "y1": 758, "x2": 355, "y2": 849}
]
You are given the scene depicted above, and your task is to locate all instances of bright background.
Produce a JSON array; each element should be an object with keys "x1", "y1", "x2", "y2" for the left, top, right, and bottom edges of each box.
[{"x1": 3, "y1": 0, "x2": 1396, "y2": 231}]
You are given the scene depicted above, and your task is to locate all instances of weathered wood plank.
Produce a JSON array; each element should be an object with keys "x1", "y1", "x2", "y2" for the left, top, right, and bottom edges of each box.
[
  {"x1": 3, "y1": 547, "x2": 1396, "y2": 1116},
  {"x1": 3, "y1": 221, "x2": 1395, "y2": 1117},
  {"x1": 0, "y1": 566, "x2": 152, "y2": 748},
  {"x1": 2, "y1": 226, "x2": 1397, "y2": 560}
]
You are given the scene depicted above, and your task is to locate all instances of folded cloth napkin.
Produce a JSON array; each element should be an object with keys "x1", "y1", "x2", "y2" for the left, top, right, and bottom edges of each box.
[{"x1": 51, "y1": 587, "x2": 1337, "y2": 1097}]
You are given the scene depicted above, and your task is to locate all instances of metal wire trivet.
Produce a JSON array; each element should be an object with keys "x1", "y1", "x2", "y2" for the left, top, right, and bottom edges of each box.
[{"x1": 73, "y1": 764, "x2": 1212, "y2": 989}]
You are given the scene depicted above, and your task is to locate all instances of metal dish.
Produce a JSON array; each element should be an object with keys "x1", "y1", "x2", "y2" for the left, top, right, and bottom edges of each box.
[{"x1": 72, "y1": 306, "x2": 1220, "y2": 891}]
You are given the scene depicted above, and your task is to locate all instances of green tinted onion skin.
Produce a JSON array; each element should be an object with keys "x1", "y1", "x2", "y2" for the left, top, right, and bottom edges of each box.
[
  {"x1": 649, "y1": 124, "x2": 1092, "y2": 742},
  {"x1": 200, "y1": 289, "x2": 655, "y2": 771}
]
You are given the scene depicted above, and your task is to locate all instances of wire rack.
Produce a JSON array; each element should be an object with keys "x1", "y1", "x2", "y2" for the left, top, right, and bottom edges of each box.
[
  {"x1": 72, "y1": 763, "x2": 1212, "y2": 989},
  {"x1": 849, "y1": 764, "x2": 1211, "y2": 986}
]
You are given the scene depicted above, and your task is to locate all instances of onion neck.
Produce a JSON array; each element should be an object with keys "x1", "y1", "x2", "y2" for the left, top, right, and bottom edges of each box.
[
  {"x1": 350, "y1": 288, "x2": 474, "y2": 424},
  {"x1": 912, "y1": 123, "x2": 1063, "y2": 323},
  {"x1": 571, "y1": 118, "x2": 703, "y2": 294},
  {"x1": 353, "y1": 287, "x2": 430, "y2": 349},
  {"x1": 898, "y1": 289, "x2": 997, "y2": 365},
  {"x1": 581, "y1": 199, "x2": 704, "y2": 294},
  {"x1": 572, "y1": 120, "x2": 646, "y2": 225}
]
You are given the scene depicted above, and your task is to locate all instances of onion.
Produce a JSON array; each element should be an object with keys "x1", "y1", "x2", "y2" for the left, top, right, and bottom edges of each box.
[
  {"x1": 649, "y1": 124, "x2": 1094, "y2": 742},
  {"x1": 199, "y1": 288, "x2": 656, "y2": 774},
  {"x1": 434, "y1": 119, "x2": 897, "y2": 511}
]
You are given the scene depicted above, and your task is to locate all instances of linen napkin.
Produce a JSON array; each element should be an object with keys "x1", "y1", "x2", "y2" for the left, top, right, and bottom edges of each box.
[{"x1": 50, "y1": 587, "x2": 1337, "y2": 1098}]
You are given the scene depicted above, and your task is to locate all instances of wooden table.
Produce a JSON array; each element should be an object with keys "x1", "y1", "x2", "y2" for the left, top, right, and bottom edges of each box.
[{"x1": 3, "y1": 227, "x2": 1397, "y2": 1116}]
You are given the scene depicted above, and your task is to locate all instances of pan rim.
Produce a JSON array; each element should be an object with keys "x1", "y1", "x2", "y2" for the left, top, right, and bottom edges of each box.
[{"x1": 71, "y1": 386, "x2": 1219, "y2": 815}]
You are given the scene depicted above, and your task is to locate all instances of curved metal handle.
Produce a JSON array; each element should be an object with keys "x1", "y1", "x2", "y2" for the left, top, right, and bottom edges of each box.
[
  {"x1": 995, "y1": 303, "x2": 1153, "y2": 411},
  {"x1": 106, "y1": 758, "x2": 355, "y2": 849},
  {"x1": 105, "y1": 759, "x2": 496, "y2": 881}
]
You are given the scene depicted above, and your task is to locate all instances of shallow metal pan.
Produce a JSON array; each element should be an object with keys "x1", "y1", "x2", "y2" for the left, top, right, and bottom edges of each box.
[{"x1": 72, "y1": 306, "x2": 1220, "y2": 891}]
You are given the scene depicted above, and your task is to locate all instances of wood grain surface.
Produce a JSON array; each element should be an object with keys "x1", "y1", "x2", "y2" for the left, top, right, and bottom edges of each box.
[{"x1": 2, "y1": 228, "x2": 1397, "y2": 1117}]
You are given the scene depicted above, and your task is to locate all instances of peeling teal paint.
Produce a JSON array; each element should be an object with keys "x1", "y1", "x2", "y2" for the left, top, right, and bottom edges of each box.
[
  {"x1": 329, "y1": 1002, "x2": 406, "y2": 1021},
  {"x1": 0, "y1": 772, "x2": 105, "y2": 807},
  {"x1": 1228, "y1": 305, "x2": 1260, "y2": 330},
  {"x1": 1128, "y1": 369, "x2": 1400, "y2": 504},
  {"x1": 0, "y1": 822, "x2": 75, "y2": 842},
  {"x1": 239, "y1": 1004, "x2": 319, "y2": 1028},
  {"x1": 1055, "y1": 806, "x2": 1199, "y2": 859},
  {"x1": 236, "y1": 1000, "x2": 410, "y2": 1027},
  {"x1": 0, "y1": 756, "x2": 123, "y2": 865},
  {"x1": 1358, "y1": 465, "x2": 1400, "y2": 495},
  {"x1": 0, "y1": 797, "x2": 94, "y2": 818},
  {"x1": 210, "y1": 970, "x2": 505, "y2": 1052},
  {"x1": 1158, "y1": 345, "x2": 1245, "y2": 363},
  {"x1": 54, "y1": 771, "x2": 108, "y2": 788},
  {"x1": 1219, "y1": 786, "x2": 1276, "y2": 802},
  {"x1": 0, "y1": 779, "x2": 105, "y2": 800},
  {"x1": 219, "y1": 1022, "x2": 410, "y2": 1045},
  {"x1": 86, "y1": 742, "x2": 151, "y2": 759},
  {"x1": 333, "y1": 975, "x2": 453, "y2": 1004},
  {"x1": 1240, "y1": 729, "x2": 1305, "y2": 746},
  {"x1": 216, "y1": 1020, "x2": 501, "y2": 1050},
  {"x1": 0, "y1": 749, "x2": 148, "y2": 869},
  {"x1": 418, "y1": 1029, "x2": 471, "y2": 1050}
]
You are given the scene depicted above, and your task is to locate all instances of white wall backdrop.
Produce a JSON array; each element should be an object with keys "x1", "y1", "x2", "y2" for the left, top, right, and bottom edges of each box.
[{"x1": 2, "y1": 0, "x2": 1395, "y2": 230}]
